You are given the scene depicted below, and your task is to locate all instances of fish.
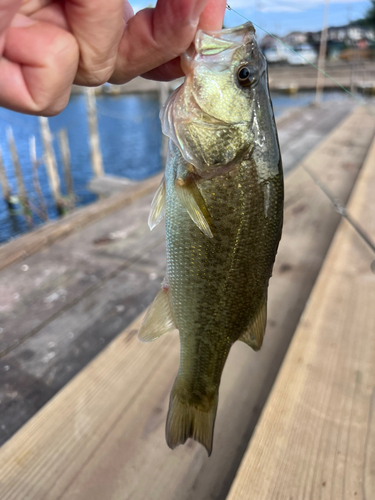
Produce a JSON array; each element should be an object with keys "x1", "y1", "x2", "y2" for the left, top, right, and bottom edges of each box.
[{"x1": 138, "y1": 22, "x2": 284, "y2": 456}]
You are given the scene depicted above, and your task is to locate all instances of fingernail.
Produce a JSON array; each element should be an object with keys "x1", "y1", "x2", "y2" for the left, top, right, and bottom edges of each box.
[{"x1": 10, "y1": 14, "x2": 37, "y2": 28}]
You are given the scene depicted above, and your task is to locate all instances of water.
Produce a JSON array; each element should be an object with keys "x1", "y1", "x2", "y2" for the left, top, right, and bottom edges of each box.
[
  {"x1": 0, "y1": 93, "x2": 163, "y2": 244},
  {"x1": 0, "y1": 90, "x2": 368, "y2": 244}
]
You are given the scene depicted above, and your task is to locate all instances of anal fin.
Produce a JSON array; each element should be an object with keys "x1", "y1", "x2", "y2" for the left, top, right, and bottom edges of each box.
[
  {"x1": 238, "y1": 299, "x2": 267, "y2": 351},
  {"x1": 175, "y1": 177, "x2": 213, "y2": 238},
  {"x1": 138, "y1": 281, "x2": 176, "y2": 342},
  {"x1": 148, "y1": 178, "x2": 166, "y2": 230}
]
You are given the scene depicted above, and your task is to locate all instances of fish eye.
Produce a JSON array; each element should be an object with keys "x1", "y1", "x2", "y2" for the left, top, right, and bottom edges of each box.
[{"x1": 237, "y1": 65, "x2": 255, "y2": 87}]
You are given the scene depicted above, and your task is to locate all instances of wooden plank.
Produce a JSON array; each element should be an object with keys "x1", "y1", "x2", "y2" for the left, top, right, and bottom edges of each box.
[
  {"x1": 277, "y1": 100, "x2": 355, "y2": 175},
  {"x1": 0, "y1": 191, "x2": 163, "y2": 357},
  {"x1": 0, "y1": 106, "x2": 374, "y2": 500},
  {"x1": 227, "y1": 135, "x2": 375, "y2": 499},
  {"x1": 88, "y1": 175, "x2": 135, "y2": 197},
  {"x1": 0, "y1": 173, "x2": 162, "y2": 272},
  {"x1": 0, "y1": 239, "x2": 166, "y2": 445}
]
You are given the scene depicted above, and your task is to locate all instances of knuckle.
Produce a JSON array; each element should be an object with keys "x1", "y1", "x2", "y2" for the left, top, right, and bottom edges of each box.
[
  {"x1": 45, "y1": 31, "x2": 79, "y2": 68},
  {"x1": 76, "y1": 68, "x2": 111, "y2": 87},
  {"x1": 76, "y1": 56, "x2": 117, "y2": 86},
  {"x1": 30, "y1": 33, "x2": 78, "y2": 115}
]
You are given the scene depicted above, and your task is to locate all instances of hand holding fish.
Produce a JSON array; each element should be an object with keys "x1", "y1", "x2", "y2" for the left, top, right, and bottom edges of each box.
[{"x1": 0, "y1": 0, "x2": 226, "y2": 115}]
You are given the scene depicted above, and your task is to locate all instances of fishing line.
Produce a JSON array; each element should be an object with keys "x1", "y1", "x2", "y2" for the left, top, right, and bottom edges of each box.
[
  {"x1": 226, "y1": 3, "x2": 365, "y2": 104},
  {"x1": 302, "y1": 164, "x2": 375, "y2": 271}
]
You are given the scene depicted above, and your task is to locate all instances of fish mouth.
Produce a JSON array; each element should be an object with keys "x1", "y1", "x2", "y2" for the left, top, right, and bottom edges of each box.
[
  {"x1": 199, "y1": 22, "x2": 255, "y2": 43},
  {"x1": 195, "y1": 21, "x2": 255, "y2": 55},
  {"x1": 181, "y1": 22, "x2": 256, "y2": 75}
]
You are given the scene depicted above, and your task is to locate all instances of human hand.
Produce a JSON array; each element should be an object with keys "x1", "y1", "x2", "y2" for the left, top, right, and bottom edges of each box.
[
  {"x1": 110, "y1": 0, "x2": 227, "y2": 83},
  {"x1": 0, "y1": 0, "x2": 226, "y2": 116}
]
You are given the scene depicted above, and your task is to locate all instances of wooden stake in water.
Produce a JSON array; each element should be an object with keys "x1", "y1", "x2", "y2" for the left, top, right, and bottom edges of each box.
[
  {"x1": 85, "y1": 87, "x2": 104, "y2": 178},
  {"x1": 0, "y1": 145, "x2": 12, "y2": 208},
  {"x1": 39, "y1": 116, "x2": 65, "y2": 215},
  {"x1": 7, "y1": 127, "x2": 32, "y2": 225},
  {"x1": 315, "y1": 0, "x2": 330, "y2": 104},
  {"x1": 30, "y1": 136, "x2": 49, "y2": 221},
  {"x1": 58, "y1": 129, "x2": 75, "y2": 209}
]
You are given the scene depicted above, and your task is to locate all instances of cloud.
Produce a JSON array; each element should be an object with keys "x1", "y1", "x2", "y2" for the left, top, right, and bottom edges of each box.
[{"x1": 228, "y1": 0, "x2": 368, "y2": 13}]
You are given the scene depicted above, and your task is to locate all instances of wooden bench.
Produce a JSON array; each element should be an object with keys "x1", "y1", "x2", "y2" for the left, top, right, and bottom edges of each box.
[{"x1": 0, "y1": 107, "x2": 374, "y2": 500}]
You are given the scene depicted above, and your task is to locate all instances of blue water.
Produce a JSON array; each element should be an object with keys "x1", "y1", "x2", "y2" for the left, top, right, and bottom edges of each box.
[
  {"x1": 0, "y1": 90, "x2": 366, "y2": 244},
  {"x1": 0, "y1": 93, "x2": 162, "y2": 244}
]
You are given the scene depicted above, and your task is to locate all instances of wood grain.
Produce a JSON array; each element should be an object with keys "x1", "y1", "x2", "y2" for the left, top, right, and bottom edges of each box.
[
  {"x1": 0, "y1": 174, "x2": 162, "y2": 272},
  {"x1": 227, "y1": 126, "x2": 375, "y2": 499},
  {"x1": 0, "y1": 107, "x2": 374, "y2": 500}
]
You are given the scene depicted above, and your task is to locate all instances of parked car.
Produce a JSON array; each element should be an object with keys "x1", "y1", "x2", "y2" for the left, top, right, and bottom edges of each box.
[{"x1": 287, "y1": 44, "x2": 317, "y2": 65}]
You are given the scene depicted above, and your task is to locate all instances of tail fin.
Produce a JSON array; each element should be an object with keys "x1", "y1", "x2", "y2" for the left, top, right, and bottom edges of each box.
[{"x1": 165, "y1": 383, "x2": 218, "y2": 456}]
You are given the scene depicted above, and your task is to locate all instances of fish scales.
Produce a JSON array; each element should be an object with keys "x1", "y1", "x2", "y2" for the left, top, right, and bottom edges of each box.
[
  {"x1": 139, "y1": 22, "x2": 284, "y2": 455},
  {"x1": 166, "y1": 144, "x2": 282, "y2": 393}
]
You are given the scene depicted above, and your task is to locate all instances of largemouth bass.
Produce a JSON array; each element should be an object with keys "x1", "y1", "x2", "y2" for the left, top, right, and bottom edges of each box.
[{"x1": 139, "y1": 22, "x2": 283, "y2": 456}]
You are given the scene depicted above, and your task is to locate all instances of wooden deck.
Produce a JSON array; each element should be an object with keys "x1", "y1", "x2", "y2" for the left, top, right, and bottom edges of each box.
[
  {"x1": 0, "y1": 104, "x2": 374, "y2": 499},
  {"x1": 227, "y1": 115, "x2": 375, "y2": 500}
]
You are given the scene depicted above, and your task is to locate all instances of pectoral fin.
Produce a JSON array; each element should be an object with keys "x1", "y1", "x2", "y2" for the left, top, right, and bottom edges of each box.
[
  {"x1": 138, "y1": 282, "x2": 176, "y2": 342},
  {"x1": 148, "y1": 178, "x2": 166, "y2": 230},
  {"x1": 175, "y1": 178, "x2": 213, "y2": 238},
  {"x1": 238, "y1": 300, "x2": 267, "y2": 351}
]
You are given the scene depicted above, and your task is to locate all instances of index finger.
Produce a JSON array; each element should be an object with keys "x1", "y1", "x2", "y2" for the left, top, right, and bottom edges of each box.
[
  {"x1": 65, "y1": 0, "x2": 125, "y2": 85},
  {"x1": 110, "y1": 0, "x2": 227, "y2": 84}
]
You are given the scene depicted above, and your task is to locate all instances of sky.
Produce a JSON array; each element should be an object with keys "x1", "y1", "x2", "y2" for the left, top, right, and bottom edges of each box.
[
  {"x1": 132, "y1": 1, "x2": 372, "y2": 37},
  {"x1": 225, "y1": 0, "x2": 371, "y2": 36}
]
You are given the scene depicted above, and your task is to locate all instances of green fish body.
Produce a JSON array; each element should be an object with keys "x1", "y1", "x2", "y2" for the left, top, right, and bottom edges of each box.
[{"x1": 139, "y1": 23, "x2": 283, "y2": 455}]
